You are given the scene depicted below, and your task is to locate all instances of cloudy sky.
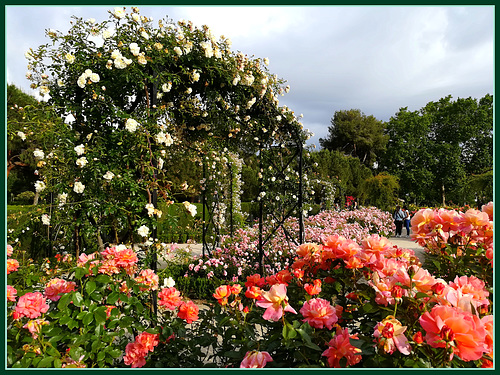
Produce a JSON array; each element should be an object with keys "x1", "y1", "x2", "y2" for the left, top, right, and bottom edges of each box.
[{"x1": 5, "y1": 5, "x2": 494, "y2": 146}]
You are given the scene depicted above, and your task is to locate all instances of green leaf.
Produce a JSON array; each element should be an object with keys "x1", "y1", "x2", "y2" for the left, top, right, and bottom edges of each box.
[
  {"x1": 75, "y1": 267, "x2": 86, "y2": 280},
  {"x1": 414, "y1": 292, "x2": 430, "y2": 299},
  {"x1": 94, "y1": 306, "x2": 107, "y2": 324},
  {"x1": 283, "y1": 322, "x2": 297, "y2": 340},
  {"x1": 83, "y1": 311, "x2": 94, "y2": 325},
  {"x1": 72, "y1": 292, "x2": 84, "y2": 307},
  {"x1": 85, "y1": 281, "x2": 96, "y2": 295},
  {"x1": 76, "y1": 311, "x2": 88, "y2": 320},
  {"x1": 36, "y1": 356, "x2": 54, "y2": 368},
  {"x1": 69, "y1": 347, "x2": 85, "y2": 362},
  {"x1": 107, "y1": 291, "x2": 120, "y2": 305},
  {"x1": 95, "y1": 274, "x2": 111, "y2": 284},
  {"x1": 57, "y1": 293, "x2": 72, "y2": 310},
  {"x1": 90, "y1": 291, "x2": 102, "y2": 301}
]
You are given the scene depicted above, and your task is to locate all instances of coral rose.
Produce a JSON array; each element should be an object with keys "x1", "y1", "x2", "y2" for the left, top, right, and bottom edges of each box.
[
  {"x1": 177, "y1": 300, "x2": 199, "y2": 323},
  {"x1": 256, "y1": 284, "x2": 297, "y2": 322},
  {"x1": 240, "y1": 350, "x2": 273, "y2": 368},
  {"x1": 157, "y1": 287, "x2": 182, "y2": 310},
  {"x1": 419, "y1": 305, "x2": 487, "y2": 361},
  {"x1": 300, "y1": 298, "x2": 338, "y2": 330},
  {"x1": 15, "y1": 292, "x2": 49, "y2": 319}
]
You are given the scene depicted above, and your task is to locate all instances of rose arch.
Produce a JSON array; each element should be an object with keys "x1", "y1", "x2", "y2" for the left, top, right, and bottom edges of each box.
[{"x1": 25, "y1": 7, "x2": 310, "y2": 276}]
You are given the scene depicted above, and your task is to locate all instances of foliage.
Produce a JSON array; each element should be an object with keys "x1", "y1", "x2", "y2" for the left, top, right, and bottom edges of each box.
[
  {"x1": 359, "y1": 172, "x2": 400, "y2": 211},
  {"x1": 319, "y1": 109, "x2": 388, "y2": 168},
  {"x1": 306, "y1": 149, "x2": 373, "y2": 207},
  {"x1": 380, "y1": 94, "x2": 493, "y2": 206}
]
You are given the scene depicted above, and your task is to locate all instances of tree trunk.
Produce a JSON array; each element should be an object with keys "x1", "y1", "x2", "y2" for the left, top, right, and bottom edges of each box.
[{"x1": 441, "y1": 184, "x2": 446, "y2": 206}]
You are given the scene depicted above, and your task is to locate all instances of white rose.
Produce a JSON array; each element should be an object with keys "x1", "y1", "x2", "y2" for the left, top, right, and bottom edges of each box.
[
  {"x1": 114, "y1": 57, "x2": 128, "y2": 69},
  {"x1": 34, "y1": 180, "x2": 46, "y2": 192},
  {"x1": 90, "y1": 73, "x2": 100, "y2": 83},
  {"x1": 137, "y1": 225, "x2": 150, "y2": 237},
  {"x1": 103, "y1": 171, "x2": 115, "y2": 180},
  {"x1": 113, "y1": 7, "x2": 126, "y2": 19},
  {"x1": 17, "y1": 131, "x2": 26, "y2": 141},
  {"x1": 58, "y1": 193, "x2": 68, "y2": 206},
  {"x1": 102, "y1": 29, "x2": 114, "y2": 39},
  {"x1": 129, "y1": 42, "x2": 140, "y2": 56},
  {"x1": 137, "y1": 53, "x2": 147, "y2": 65},
  {"x1": 173, "y1": 47, "x2": 182, "y2": 56},
  {"x1": 76, "y1": 156, "x2": 88, "y2": 168},
  {"x1": 74, "y1": 144, "x2": 85, "y2": 155},
  {"x1": 163, "y1": 277, "x2": 175, "y2": 288},
  {"x1": 33, "y1": 149, "x2": 44, "y2": 159},
  {"x1": 73, "y1": 181, "x2": 85, "y2": 194},
  {"x1": 111, "y1": 49, "x2": 122, "y2": 60},
  {"x1": 161, "y1": 82, "x2": 172, "y2": 92},
  {"x1": 77, "y1": 75, "x2": 86, "y2": 88},
  {"x1": 145, "y1": 203, "x2": 155, "y2": 217},
  {"x1": 182, "y1": 201, "x2": 197, "y2": 217},
  {"x1": 125, "y1": 118, "x2": 138, "y2": 132},
  {"x1": 41, "y1": 214, "x2": 51, "y2": 226},
  {"x1": 65, "y1": 53, "x2": 75, "y2": 64},
  {"x1": 39, "y1": 86, "x2": 50, "y2": 96}
]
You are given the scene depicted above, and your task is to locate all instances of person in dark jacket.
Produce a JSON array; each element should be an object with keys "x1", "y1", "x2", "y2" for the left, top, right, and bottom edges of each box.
[{"x1": 393, "y1": 205, "x2": 405, "y2": 237}]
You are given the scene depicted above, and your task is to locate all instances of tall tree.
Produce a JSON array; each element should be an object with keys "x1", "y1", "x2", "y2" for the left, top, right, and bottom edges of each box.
[
  {"x1": 380, "y1": 94, "x2": 493, "y2": 206},
  {"x1": 319, "y1": 109, "x2": 388, "y2": 168}
]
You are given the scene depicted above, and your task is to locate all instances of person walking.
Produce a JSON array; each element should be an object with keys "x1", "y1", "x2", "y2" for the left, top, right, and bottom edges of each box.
[
  {"x1": 393, "y1": 205, "x2": 405, "y2": 237},
  {"x1": 403, "y1": 206, "x2": 411, "y2": 237}
]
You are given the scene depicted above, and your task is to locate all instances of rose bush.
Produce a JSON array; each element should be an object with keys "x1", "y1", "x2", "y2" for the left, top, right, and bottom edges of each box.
[{"x1": 7, "y1": 203, "x2": 493, "y2": 368}]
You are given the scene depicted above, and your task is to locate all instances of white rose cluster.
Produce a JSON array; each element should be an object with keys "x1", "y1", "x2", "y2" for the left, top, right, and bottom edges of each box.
[
  {"x1": 58, "y1": 193, "x2": 68, "y2": 207},
  {"x1": 41, "y1": 214, "x2": 51, "y2": 226},
  {"x1": 109, "y1": 49, "x2": 133, "y2": 70},
  {"x1": 155, "y1": 131, "x2": 173, "y2": 146},
  {"x1": 77, "y1": 69, "x2": 100, "y2": 88}
]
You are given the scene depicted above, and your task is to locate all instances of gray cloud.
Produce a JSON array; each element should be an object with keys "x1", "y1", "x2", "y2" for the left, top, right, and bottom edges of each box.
[{"x1": 6, "y1": 5, "x2": 493, "y2": 146}]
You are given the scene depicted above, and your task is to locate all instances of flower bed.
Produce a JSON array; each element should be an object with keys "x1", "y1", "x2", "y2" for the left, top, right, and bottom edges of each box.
[
  {"x1": 6, "y1": 204, "x2": 492, "y2": 368},
  {"x1": 184, "y1": 206, "x2": 395, "y2": 282}
]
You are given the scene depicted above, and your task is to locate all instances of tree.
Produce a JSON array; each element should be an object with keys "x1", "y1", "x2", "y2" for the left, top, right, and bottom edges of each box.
[
  {"x1": 307, "y1": 149, "x2": 373, "y2": 207},
  {"x1": 380, "y1": 94, "x2": 493, "y2": 206},
  {"x1": 359, "y1": 172, "x2": 399, "y2": 211},
  {"x1": 7, "y1": 84, "x2": 65, "y2": 203},
  {"x1": 319, "y1": 109, "x2": 388, "y2": 168},
  {"x1": 17, "y1": 7, "x2": 307, "y2": 258}
]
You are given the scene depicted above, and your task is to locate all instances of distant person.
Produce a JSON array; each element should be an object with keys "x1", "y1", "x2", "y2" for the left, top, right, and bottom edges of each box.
[
  {"x1": 393, "y1": 205, "x2": 405, "y2": 237},
  {"x1": 403, "y1": 206, "x2": 411, "y2": 237}
]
